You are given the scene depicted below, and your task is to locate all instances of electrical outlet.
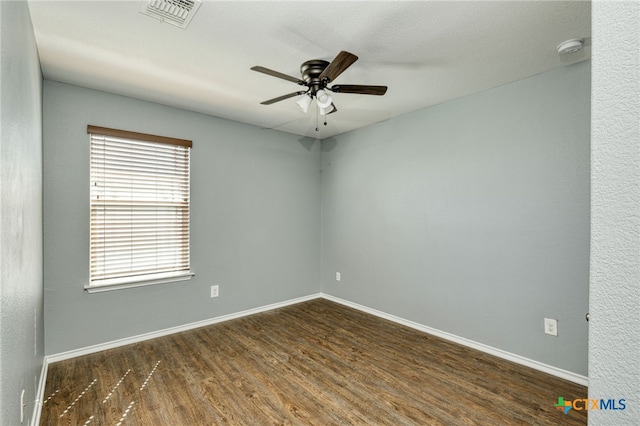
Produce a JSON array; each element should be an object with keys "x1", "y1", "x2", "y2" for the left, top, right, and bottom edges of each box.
[
  {"x1": 210, "y1": 285, "x2": 219, "y2": 298},
  {"x1": 336, "y1": 272, "x2": 341, "y2": 281},
  {"x1": 544, "y1": 318, "x2": 558, "y2": 336}
]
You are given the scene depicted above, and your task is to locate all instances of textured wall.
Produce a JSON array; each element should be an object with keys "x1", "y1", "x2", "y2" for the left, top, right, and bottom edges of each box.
[
  {"x1": 43, "y1": 81, "x2": 321, "y2": 355},
  {"x1": 0, "y1": 1, "x2": 45, "y2": 424},
  {"x1": 322, "y1": 62, "x2": 591, "y2": 376},
  {"x1": 589, "y1": 1, "x2": 640, "y2": 424}
]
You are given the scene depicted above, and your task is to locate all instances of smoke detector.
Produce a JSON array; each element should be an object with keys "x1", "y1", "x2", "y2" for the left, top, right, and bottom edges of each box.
[
  {"x1": 139, "y1": 0, "x2": 202, "y2": 29},
  {"x1": 557, "y1": 39, "x2": 584, "y2": 55}
]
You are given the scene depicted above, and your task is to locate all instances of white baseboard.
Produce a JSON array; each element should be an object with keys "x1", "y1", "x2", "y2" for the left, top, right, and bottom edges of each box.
[
  {"x1": 45, "y1": 293, "x2": 322, "y2": 364},
  {"x1": 43, "y1": 291, "x2": 587, "y2": 401},
  {"x1": 321, "y1": 294, "x2": 588, "y2": 387},
  {"x1": 31, "y1": 358, "x2": 48, "y2": 426}
]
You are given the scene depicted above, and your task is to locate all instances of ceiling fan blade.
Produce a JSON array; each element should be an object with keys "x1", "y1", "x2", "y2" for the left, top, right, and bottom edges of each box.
[
  {"x1": 251, "y1": 66, "x2": 306, "y2": 85},
  {"x1": 319, "y1": 51, "x2": 358, "y2": 83},
  {"x1": 260, "y1": 91, "x2": 308, "y2": 105},
  {"x1": 328, "y1": 103, "x2": 338, "y2": 115},
  {"x1": 329, "y1": 85, "x2": 388, "y2": 96}
]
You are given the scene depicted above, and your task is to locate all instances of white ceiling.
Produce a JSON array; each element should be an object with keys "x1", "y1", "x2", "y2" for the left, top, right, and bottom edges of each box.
[{"x1": 28, "y1": 1, "x2": 591, "y2": 139}]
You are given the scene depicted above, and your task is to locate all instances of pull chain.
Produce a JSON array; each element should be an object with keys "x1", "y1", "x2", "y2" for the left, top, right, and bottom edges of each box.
[{"x1": 315, "y1": 102, "x2": 328, "y2": 131}]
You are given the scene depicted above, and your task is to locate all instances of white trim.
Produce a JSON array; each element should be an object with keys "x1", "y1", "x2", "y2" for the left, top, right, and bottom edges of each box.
[
  {"x1": 43, "y1": 292, "x2": 587, "y2": 389},
  {"x1": 45, "y1": 293, "x2": 322, "y2": 363},
  {"x1": 85, "y1": 271, "x2": 194, "y2": 293},
  {"x1": 31, "y1": 358, "x2": 49, "y2": 426},
  {"x1": 321, "y1": 294, "x2": 588, "y2": 387}
]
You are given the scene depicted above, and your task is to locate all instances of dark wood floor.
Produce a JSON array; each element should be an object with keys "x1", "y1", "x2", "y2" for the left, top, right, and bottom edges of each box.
[{"x1": 40, "y1": 298, "x2": 587, "y2": 425}]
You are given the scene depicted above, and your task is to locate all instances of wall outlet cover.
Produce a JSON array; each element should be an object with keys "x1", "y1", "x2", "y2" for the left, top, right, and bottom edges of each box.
[{"x1": 544, "y1": 318, "x2": 558, "y2": 336}]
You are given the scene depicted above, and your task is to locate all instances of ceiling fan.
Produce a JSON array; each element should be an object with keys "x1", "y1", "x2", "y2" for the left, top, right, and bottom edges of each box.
[{"x1": 251, "y1": 51, "x2": 387, "y2": 118}]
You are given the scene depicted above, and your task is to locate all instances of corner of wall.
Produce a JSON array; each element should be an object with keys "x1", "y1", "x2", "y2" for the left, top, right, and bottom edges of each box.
[{"x1": 0, "y1": 1, "x2": 45, "y2": 424}]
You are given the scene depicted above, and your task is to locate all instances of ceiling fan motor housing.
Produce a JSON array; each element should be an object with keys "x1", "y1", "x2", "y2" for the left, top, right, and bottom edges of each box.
[{"x1": 300, "y1": 60, "x2": 330, "y2": 94}]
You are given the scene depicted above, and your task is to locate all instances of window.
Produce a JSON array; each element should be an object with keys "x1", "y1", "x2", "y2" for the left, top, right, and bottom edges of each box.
[{"x1": 87, "y1": 125, "x2": 193, "y2": 292}]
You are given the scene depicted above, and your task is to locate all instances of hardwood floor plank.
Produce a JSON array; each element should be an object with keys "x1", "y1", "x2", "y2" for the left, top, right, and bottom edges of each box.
[{"x1": 40, "y1": 299, "x2": 587, "y2": 425}]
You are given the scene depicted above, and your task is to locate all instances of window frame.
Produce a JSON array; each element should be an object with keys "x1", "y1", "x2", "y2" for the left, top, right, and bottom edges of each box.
[{"x1": 86, "y1": 125, "x2": 194, "y2": 293}]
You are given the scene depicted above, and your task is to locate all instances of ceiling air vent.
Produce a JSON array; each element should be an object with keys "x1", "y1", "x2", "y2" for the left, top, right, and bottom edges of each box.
[{"x1": 139, "y1": 0, "x2": 202, "y2": 29}]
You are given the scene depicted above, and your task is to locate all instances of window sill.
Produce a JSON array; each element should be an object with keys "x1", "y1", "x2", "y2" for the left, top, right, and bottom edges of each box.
[{"x1": 85, "y1": 271, "x2": 194, "y2": 293}]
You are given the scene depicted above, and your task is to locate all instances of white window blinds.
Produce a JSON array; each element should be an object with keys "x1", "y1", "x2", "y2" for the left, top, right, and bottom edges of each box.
[{"x1": 88, "y1": 125, "x2": 192, "y2": 290}]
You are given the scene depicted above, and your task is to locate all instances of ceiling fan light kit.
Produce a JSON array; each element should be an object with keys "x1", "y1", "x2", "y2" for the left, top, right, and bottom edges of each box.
[
  {"x1": 316, "y1": 89, "x2": 333, "y2": 108},
  {"x1": 296, "y1": 95, "x2": 312, "y2": 113},
  {"x1": 251, "y1": 51, "x2": 387, "y2": 129},
  {"x1": 319, "y1": 104, "x2": 336, "y2": 116}
]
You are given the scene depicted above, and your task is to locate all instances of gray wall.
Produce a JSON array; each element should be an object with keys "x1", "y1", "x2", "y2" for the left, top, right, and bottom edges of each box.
[
  {"x1": 322, "y1": 62, "x2": 590, "y2": 376},
  {"x1": 590, "y1": 1, "x2": 640, "y2": 424},
  {"x1": 42, "y1": 42, "x2": 594, "y2": 382},
  {"x1": 0, "y1": 1, "x2": 45, "y2": 424},
  {"x1": 13, "y1": 0, "x2": 640, "y2": 419},
  {"x1": 43, "y1": 81, "x2": 321, "y2": 355}
]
